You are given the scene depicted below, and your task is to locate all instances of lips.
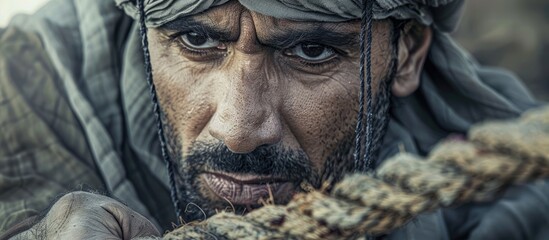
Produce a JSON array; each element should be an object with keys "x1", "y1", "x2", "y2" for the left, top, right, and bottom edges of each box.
[{"x1": 202, "y1": 172, "x2": 294, "y2": 205}]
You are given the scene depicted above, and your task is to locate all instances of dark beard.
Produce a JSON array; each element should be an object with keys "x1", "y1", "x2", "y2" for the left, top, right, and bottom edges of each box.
[
  {"x1": 166, "y1": 140, "x2": 317, "y2": 222},
  {"x1": 318, "y1": 68, "x2": 394, "y2": 187}
]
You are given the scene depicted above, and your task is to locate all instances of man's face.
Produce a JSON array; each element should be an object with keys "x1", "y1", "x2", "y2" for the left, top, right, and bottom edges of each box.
[{"x1": 147, "y1": 2, "x2": 395, "y2": 220}]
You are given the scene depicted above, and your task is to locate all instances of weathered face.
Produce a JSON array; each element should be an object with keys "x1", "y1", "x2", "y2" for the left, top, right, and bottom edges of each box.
[{"x1": 147, "y1": 1, "x2": 397, "y2": 221}]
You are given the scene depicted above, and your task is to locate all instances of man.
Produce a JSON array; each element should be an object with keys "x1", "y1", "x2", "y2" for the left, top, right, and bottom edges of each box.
[{"x1": 0, "y1": 0, "x2": 547, "y2": 239}]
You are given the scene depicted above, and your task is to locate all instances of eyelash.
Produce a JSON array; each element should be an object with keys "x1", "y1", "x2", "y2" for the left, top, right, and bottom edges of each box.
[
  {"x1": 283, "y1": 47, "x2": 344, "y2": 70},
  {"x1": 169, "y1": 31, "x2": 226, "y2": 59},
  {"x1": 291, "y1": 56, "x2": 340, "y2": 69},
  {"x1": 179, "y1": 42, "x2": 214, "y2": 56}
]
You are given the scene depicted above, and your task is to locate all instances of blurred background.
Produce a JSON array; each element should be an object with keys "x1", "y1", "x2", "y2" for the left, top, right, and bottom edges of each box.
[
  {"x1": 1, "y1": 0, "x2": 547, "y2": 101},
  {"x1": 453, "y1": 0, "x2": 549, "y2": 101}
]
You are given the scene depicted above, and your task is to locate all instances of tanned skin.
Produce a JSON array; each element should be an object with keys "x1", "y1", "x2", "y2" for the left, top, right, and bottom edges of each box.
[
  {"x1": 147, "y1": 2, "x2": 430, "y2": 222},
  {"x1": 9, "y1": 1, "x2": 431, "y2": 238}
]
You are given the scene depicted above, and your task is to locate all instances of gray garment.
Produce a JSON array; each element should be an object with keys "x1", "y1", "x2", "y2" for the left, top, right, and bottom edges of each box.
[
  {"x1": 6, "y1": 0, "x2": 175, "y2": 230},
  {"x1": 3, "y1": 0, "x2": 547, "y2": 239}
]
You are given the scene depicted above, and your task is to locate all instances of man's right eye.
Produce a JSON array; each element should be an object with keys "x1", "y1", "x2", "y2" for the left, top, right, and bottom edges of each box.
[{"x1": 180, "y1": 32, "x2": 221, "y2": 49}]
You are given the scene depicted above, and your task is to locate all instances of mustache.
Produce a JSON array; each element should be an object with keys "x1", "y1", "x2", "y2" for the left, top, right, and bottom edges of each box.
[{"x1": 185, "y1": 142, "x2": 314, "y2": 181}]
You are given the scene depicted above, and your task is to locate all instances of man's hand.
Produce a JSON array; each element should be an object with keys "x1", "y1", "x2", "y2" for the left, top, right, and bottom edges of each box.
[{"x1": 12, "y1": 191, "x2": 160, "y2": 240}]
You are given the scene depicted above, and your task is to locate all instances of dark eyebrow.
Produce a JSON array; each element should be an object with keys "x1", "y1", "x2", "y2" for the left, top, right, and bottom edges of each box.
[
  {"x1": 262, "y1": 27, "x2": 359, "y2": 49},
  {"x1": 161, "y1": 18, "x2": 357, "y2": 49},
  {"x1": 161, "y1": 17, "x2": 234, "y2": 41}
]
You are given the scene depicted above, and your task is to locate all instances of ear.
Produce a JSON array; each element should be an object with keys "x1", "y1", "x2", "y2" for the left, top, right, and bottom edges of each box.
[{"x1": 391, "y1": 23, "x2": 432, "y2": 97}]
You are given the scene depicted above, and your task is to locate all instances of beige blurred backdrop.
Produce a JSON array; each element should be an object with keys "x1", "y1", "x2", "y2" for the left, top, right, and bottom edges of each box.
[
  {"x1": 1, "y1": 0, "x2": 548, "y2": 100},
  {"x1": 453, "y1": 0, "x2": 549, "y2": 101},
  {"x1": 0, "y1": 1, "x2": 49, "y2": 26}
]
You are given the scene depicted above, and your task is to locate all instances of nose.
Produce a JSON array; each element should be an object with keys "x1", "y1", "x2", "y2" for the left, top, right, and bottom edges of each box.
[{"x1": 208, "y1": 55, "x2": 282, "y2": 153}]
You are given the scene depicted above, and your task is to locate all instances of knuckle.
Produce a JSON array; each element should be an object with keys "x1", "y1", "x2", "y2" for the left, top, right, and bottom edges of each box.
[
  {"x1": 57, "y1": 191, "x2": 83, "y2": 202},
  {"x1": 56, "y1": 191, "x2": 96, "y2": 207}
]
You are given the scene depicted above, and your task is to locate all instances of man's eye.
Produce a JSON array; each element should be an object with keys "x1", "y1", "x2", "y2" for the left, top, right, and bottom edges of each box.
[
  {"x1": 180, "y1": 32, "x2": 220, "y2": 49},
  {"x1": 285, "y1": 43, "x2": 336, "y2": 62}
]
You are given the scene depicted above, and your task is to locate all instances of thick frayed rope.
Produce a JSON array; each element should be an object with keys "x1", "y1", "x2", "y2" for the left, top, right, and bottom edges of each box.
[{"x1": 160, "y1": 106, "x2": 549, "y2": 240}]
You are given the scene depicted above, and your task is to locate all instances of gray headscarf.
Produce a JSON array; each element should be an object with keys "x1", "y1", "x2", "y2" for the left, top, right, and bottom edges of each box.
[{"x1": 115, "y1": 0, "x2": 464, "y2": 32}]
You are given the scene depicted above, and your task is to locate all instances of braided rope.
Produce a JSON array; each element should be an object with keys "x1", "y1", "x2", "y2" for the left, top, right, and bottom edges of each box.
[{"x1": 162, "y1": 106, "x2": 549, "y2": 240}]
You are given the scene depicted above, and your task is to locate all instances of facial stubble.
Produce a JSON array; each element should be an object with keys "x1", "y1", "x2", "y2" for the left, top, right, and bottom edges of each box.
[
  {"x1": 159, "y1": 66, "x2": 393, "y2": 223},
  {"x1": 160, "y1": 24, "x2": 399, "y2": 222}
]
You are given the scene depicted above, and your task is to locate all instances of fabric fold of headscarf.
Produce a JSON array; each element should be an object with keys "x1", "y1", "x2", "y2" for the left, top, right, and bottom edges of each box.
[
  {"x1": 115, "y1": 0, "x2": 464, "y2": 32},
  {"x1": 115, "y1": 0, "x2": 229, "y2": 27}
]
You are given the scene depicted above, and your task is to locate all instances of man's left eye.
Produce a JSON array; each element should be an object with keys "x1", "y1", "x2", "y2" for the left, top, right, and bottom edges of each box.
[
  {"x1": 180, "y1": 32, "x2": 221, "y2": 49},
  {"x1": 285, "y1": 43, "x2": 336, "y2": 62}
]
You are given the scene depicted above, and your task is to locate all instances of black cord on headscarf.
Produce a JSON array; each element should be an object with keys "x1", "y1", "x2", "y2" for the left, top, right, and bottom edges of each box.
[
  {"x1": 137, "y1": 0, "x2": 183, "y2": 224},
  {"x1": 362, "y1": 0, "x2": 375, "y2": 172},
  {"x1": 354, "y1": 0, "x2": 375, "y2": 172},
  {"x1": 360, "y1": 3, "x2": 376, "y2": 238}
]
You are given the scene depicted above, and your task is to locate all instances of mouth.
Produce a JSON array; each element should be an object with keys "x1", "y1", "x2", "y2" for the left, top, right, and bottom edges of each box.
[{"x1": 201, "y1": 172, "x2": 295, "y2": 205}]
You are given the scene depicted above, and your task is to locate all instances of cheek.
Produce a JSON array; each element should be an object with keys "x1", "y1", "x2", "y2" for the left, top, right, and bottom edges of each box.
[
  {"x1": 282, "y1": 69, "x2": 361, "y2": 170},
  {"x1": 149, "y1": 40, "x2": 217, "y2": 155},
  {"x1": 282, "y1": 32, "x2": 393, "y2": 170}
]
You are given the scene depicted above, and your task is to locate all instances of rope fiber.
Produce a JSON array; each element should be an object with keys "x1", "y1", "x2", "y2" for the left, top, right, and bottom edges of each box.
[{"x1": 160, "y1": 106, "x2": 549, "y2": 240}]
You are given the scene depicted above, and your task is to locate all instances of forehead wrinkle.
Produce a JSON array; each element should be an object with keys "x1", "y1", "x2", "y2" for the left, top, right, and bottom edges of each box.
[
  {"x1": 202, "y1": 2, "x2": 244, "y2": 36},
  {"x1": 163, "y1": 2, "x2": 245, "y2": 39},
  {"x1": 234, "y1": 11, "x2": 262, "y2": 53}
]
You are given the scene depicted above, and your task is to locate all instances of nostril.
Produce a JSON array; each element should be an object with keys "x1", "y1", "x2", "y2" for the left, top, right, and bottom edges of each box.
[
  {"x1": 223, "y1": 136, "x2": 257, "y2": 154},
  {"x1": 209, "y1": 102, "x2": 282, "y2": 154},
  {"x1": 208, "y1": 127, "x2": 222, "y2": 142},
  {"x1": 214, "y1": 128, "x2": 282, "y2": 154}
]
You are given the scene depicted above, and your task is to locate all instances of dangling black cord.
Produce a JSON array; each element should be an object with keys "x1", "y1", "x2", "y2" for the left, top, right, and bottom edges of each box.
[
  {"x1": 354, "y1": 0, "x2": 375, "y2": 172},
  {"x1": 359, "y1": 1, "x2": 376, "y2": 239},
  {"x1": 137, "y1": 0, "x2": 183, "y2": 224},
  {"x1": 353, "y1": 0, "x2": 369, "y2": 172},
  {"x1": 362, "y1": 0, "x2": 375, "y2": 172}
]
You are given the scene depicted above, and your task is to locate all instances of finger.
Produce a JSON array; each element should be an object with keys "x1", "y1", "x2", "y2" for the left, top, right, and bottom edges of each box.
[{"x1": 100, "y1": 202, "x2": 161, "y2": 240}]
